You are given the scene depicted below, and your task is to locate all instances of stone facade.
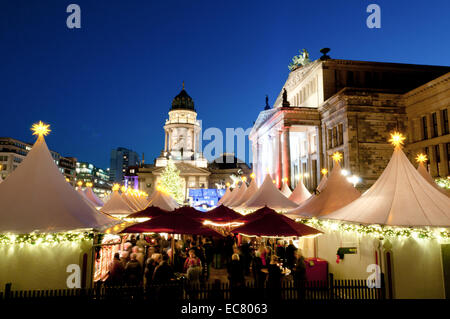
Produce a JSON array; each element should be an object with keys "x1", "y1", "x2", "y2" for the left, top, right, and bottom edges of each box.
[{"x1": 250, "y1": 57, "x2": 450, "y2": 192}]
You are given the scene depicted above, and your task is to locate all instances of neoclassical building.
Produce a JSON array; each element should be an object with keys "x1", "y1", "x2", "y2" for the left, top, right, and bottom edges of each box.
[
  {"x1": 126, "y1": 85, "x2": 251, "y2": 198},
  {"x1": 250, "y1": 49, "x2": 450, "y2": 191}
]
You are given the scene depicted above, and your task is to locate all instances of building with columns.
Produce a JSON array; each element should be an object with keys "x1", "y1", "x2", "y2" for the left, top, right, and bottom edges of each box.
[
  {"x1": 250, "y1": 50, "x2": 450, "y2": 192},
  {"x1": 126, "y1": 85, "x2": 251, "y2": 200}
]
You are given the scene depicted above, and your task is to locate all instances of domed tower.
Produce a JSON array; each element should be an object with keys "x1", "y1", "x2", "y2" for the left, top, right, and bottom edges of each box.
[{"x1": 155, "y1": 83, "x2": 207, "y2": 168}]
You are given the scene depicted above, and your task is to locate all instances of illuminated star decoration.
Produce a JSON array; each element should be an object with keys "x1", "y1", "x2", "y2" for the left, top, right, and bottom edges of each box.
[
  {"x1": 283, "y1": 177, "x2": 288, "y2": 182},
  {"x1": 77, "y1": 181, "x2": 83, "y2": 187},
  {"x1": 332, "y1": 152, "x2": 342, "y2": 162},
  {"x1": 321, "y1": 168, "x2": 328, "y2": 175},
  {"x1": 112, "y1": 184, "x2": 120, "y2": 192},
  {"x1": 250, "y1": 173, "x2": 256, "y2": 179},
  {"x1": 389, "y1": 132, "x2": 406, "y2": 148},
  {"x1": 31, "y1": 121, "x2": 51, "y2": 137},
  {"x1": 416, "y1": 153, "x2": 427, "y2": 163},
  {"x1": 120, "y1": 186, "x2": 127, "y2": 193},
  {"x1": 86, "y1": 182, "x2": 93, "y2": 188}
]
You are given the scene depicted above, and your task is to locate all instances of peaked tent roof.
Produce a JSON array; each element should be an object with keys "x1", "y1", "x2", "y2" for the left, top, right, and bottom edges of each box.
[
  {"x1": 243, "y1": 174, "x2": 298, "y2": 210},
  {"x1": 223, "y1": 184, "x2": 242, "y2": 206},
  {"x1": 217, "y1": 187, "x2": 231, "y2": 206},
  {"x1": 0, "y1": 135, "x2": 117, "y2": 233},
  {"x1": 147, "y1": 190, "x2": 179, "y2": 211},
  {"x1": 287, "y1": 161, "x2": 360, "y2": 218},
  {"x1": 232, "y1": 208, "x2": 321, "y2": 237},
  {"x1": 280, "y1": 182, "x2": 292, "y2": 197},
  {"x1": 101, "y1": 190, "x2": 136, "y2": 216},
  {"x1": 227, "y1": 182, "x2": 248, "y2": 207},
  {"x1": 126, "y1": 205, "x2": 169, "y2": 219},
  {"x1": 325, "y1": 147, "x2": 450, "y2": 227},
  {"x1": 288, "y1": 179, "x2": 311, "y2": 205},
  {"x1": 84, "y1": 187, "x2": 104, "y2": 207},
  {"x1": 316, "y1": 175, "x2": 328, "y2": 192},
  {"x1": 202, "y1": 205, "x2": 242, "y2": 222},
  {"x1": 417, "y1": 162, "x2": 450, "y2": 196},
  {"x1": 232, "y1": 178, "x2": 259, "y2": 208},
  {"x1": 121, "y1": 193, "x2": 141, "y2": 211}
]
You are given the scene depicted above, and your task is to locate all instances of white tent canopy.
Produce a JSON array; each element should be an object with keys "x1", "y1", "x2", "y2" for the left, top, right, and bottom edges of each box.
[
  {"x1": 287, "y1": 161, "x2": 360, "y2": 218},
  {"x1": 232, "y1": 178, "x2": 258, "y2": 208},
  {"x1": 217, "y1": 187, "x2": 231, "y2": 206},
  {"x1": 288, "y1": 179, "x2": 311, "y2": 205},
  {"x1": 101, "y1": 190, "x2": 136, "y2": 216},
  {"x1": 417, "y1": 162, "x2": 449, "y2": 197},
  {"x1": 242, "y1": 174, "x2": 298, "y2": 210},
  {"x1": 227, "y1": 182, "x2": 248, "y2": 207},
  {"x1": 325, "y1": 147, "x2": 450, "y2": 227},
  {"x1": 223, "y1": 184, "x2": 242, "y2": 206},
  {"x1": 0, "y1": 135, "x2": 116, "y2": 233},
  {"x1": 280, "y1": 182, "x2": 292, "y2": 198},
  {"x1": 84, "y1": 187, "x2": 104, "y2": 207},
  {"x1": 146, "y1": 190, "x2": 179, "y2": 211},
  {"x1": 316, "y1": 175, "x2": 328, "y2": 192}
]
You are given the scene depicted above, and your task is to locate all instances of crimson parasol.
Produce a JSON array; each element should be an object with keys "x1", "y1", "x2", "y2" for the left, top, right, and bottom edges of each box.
[
  {"x1": 236, "y1": 205, "x2": 280, "y2": 223},
  {"x1": 202, "y1": 205, "x2": 242, "y2": 222},
  {"x1": 232, "y1": 209, "x2": 321, "y2": 237},
  {"x1": 125, "y1": 205, "x2": 169, "y2": 219},
  {"x1": 120, "y1": 212, "x2": 221, "y2": 237},
  {"x1": 174, "y1": 206, "x2": 204, "y2": 220}
]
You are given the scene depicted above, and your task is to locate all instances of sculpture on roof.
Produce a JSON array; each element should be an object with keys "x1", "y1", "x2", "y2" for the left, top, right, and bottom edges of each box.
[{"x1": 288, "y1": 49, "x2": 311, "y2": 71}]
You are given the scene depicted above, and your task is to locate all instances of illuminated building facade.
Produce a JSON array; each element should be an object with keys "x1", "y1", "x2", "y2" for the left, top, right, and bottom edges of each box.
[
  {"x1": 76, "y1": 161, "x2": 112, "y2": 197},
  {"x1": 250, "y1": 50, "x2": 450, "y2": 191}
]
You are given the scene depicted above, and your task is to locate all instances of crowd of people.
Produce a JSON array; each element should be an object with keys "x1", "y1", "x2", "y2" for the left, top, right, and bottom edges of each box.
[{"x1": 104, "y1": 234, "x2": 307, "y2": 292}]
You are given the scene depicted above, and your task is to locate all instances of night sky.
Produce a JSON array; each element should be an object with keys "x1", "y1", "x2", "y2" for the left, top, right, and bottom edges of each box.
[{"x1": 1, "y1": 0, "x2": 449, "y2": 168}]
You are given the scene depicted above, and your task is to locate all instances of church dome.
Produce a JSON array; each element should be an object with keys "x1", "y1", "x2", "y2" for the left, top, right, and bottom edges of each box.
[{"x1": 171, "y1": 87, "x2": 195, "y2": 111}]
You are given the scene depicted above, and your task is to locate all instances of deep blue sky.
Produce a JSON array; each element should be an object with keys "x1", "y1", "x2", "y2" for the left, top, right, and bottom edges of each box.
[{"x1": 1, "y1": 0, "x2": 449, "y2": 168}]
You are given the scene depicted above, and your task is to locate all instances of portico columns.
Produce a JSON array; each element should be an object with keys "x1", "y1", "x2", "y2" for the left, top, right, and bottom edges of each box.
[{"x1": 281, "y1": 128, "x2": 291, "y2": 186}]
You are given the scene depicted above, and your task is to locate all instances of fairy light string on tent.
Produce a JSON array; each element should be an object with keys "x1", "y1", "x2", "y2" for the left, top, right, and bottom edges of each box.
[{"x1": 0, "y1": 231, "x2": 95, "y2": 246}]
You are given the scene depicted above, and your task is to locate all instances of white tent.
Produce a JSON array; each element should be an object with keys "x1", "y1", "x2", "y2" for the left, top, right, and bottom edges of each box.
[
  {"x1": 287, "y1": 161, "x2": 360, "y2": 218},
  {"x1": 231, "y1": 177, "x2": 258, "y2": 208},
  {"x1": 222, "y1": 185, "x2": 242, "y2": 206},
  {"x1": 0, "y1": 135, "x2": 116, "y2": 234},
  {"x1": 101, "y1": 190, "x2": 136, "y2": 216},
  {"x1": 242, "y1": 174, "x2": 298, "y2": 210},
  {"x1": 84, "y1": 186, "x2": 104, "y2": 207},
  {"x1": 226, "y1": 182, "x2": 248, "y2": 207},
  {"x1": 325, "y1": 147, "x2": 450, "y2": 227},
  {"x1": 288, "y1": 179, "x2": 311, "y2": 205},
  {"x1": 217, "y1": 187, "x2": 231, "y2": 205},
  {"x1": 417, "y1": 162, "x2": 450, "y2": 197},
  {"x1": 316, "y1": 175, "x2": 328, "y2": 192},
  {"x1": 280, "y1": 181, "x2": 292, "y2": 197},
  {"x1": 121, "y1": 192, "x2": 141, "y2": 211},
  {"x1": 146, "y1": 190, "x2": 179, "y2": 211}
]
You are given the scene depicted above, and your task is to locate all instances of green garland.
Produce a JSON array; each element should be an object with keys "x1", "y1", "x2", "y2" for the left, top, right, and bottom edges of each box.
[
  {"x1": 297, "y1": 218, "x2": 450, "y2": 241},
  {"x1": 0, "y1": 232, "x2": 95, "y2": 246}
]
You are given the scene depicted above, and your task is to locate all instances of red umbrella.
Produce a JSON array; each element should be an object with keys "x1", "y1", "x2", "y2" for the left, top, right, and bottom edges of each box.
[
  {"x1": 174, "y1": 206, "x2": 204, "y2": 220},
  {"x1": 120, "y1": 212, "x2": 221, "y2": 237},
  {"x1": 232, "y1": 210, "x2": 321, "y2": 237},
  {"x1": 202, "y1": 205, "x2": 242, "y2": 223},
  {"x1": 125, "y1": 205, "x2": 169, "y2": 219},
  {"x1": 236, "y1": 206, "x2": 280, "y2": 223}
]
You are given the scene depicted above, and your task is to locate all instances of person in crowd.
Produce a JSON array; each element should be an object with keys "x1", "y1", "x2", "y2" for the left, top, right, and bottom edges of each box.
[
  {"x1": 251, "y1": 250, "x2": 266, "y2": 288},
  {"x1": 202, "y1": 237, "x2": 214, "y2": 279},
  {"x1": 276, "y1": 240, "x2": 286, "y2": 263},
  {"x1": 257, "y1": 246, "x2": 268, "y2": 268},
  {"x1": 144, "y1": 258, "x2": 157, "y2": 287},
  {"x1": 285, "y1": 240, "x2": 297, "y2": 270},
  {"x1": 153, "y1": 254, "x2": 174, "y2": 284},
  {"x1": 131, "y1": 246, "x2": 145, "y2": 268},
  {"x1": 213, "y1": 237, "x2": 224, "y2": 269},
  {"x1": 120, "y1": 251, "x2": 130, "y2": 269},
  {"x1": 227, "y1": 253, "x2": 245, "y2": 288},
  {"x1": 239, "y1": 238, "x2": 251, "y2": 276},
  {"x1": 126, "y1": 235, "x2": 137, "y2": 247},
  {"x1": 125, "y1": 253, "x2": 142, "y2": 286},
  {"x1": 224, "y1": 235, "x2": 235, "y2": 265},
  {"x1": 292, "y1": 250, "x2": 307, "y2": 299},
  {"x1": 136, "y1": 235, "x2": 149, "y2": 249},
  {"x1": 267, "y1": 255, "x2": 282, "y2": 300},
  {"x1": 184, "y1": 249, "x2": 202, "y2": 272},
  {"x1": 108, "y1": 252, "x2": 124, "y2": 286}
]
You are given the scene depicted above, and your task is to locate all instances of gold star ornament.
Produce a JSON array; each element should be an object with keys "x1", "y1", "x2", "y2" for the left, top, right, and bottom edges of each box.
[{"x1": 31, "y1": 121, "x2": 51, "y2": 137}]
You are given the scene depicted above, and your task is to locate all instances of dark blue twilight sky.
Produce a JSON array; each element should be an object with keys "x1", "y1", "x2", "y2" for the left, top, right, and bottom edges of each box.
[{"x1": 0, "y1": 0, "x2": 449, "y2": 168}]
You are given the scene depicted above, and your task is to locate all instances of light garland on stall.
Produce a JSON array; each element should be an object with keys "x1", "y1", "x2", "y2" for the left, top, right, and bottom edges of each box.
[
  {"x1": 296, "y1": 218, "x2": 450, "y2": 241},
  {"x1": 0, "y1": 231, "x2": 95, "y2": 246}
]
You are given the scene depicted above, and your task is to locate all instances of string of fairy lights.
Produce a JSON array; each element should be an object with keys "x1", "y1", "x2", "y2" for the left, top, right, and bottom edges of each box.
[{"x1": 0, "y1": 232, "x2": 95, "y2": 246}]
